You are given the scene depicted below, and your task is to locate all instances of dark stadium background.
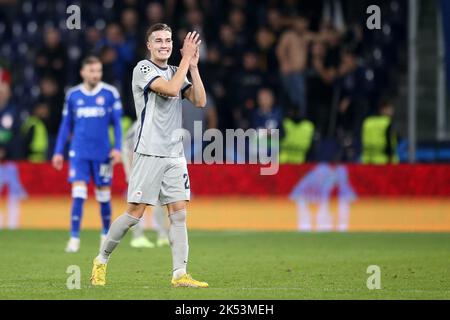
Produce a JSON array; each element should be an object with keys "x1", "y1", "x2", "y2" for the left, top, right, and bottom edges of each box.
[{"x1": 1, "y1": 0, "x2": 450, "y2": 301}]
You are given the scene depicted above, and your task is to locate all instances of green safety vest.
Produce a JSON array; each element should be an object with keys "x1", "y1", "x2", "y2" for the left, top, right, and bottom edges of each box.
[
  {"x1": 361, "y1": 115, "x2": 398, "y2": 164},
  {"x1": 109, "y1": 116, "x2": 133, "y2": 147},
  {"x1": 279, "y1": 119, "x2": 314, "y2": 164},
  {"x1": 21, "y1": 116, "x2": 48, "y2": 162}
]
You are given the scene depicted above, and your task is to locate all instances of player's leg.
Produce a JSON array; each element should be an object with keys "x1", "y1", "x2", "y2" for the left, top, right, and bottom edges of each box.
[
  {"x1": 66, "y1": 181, "x2": 87, "y2": 252},
  {"x1": 122, "y1": 146, "x2": 155, "y2": 248},
  {"x1": 165, "y1": 201, "x2": 207, "y2": 288},
  {"x1": 160, "y1": 157, "x2": 208, "y2": 288},
  {"x1": 91, "y1": 154, "x2": 164, "y2": 285},
  {"x1": 66, "y1": 157, "x2": 90, "y2": 252},
  {"x1": 153, "y1": 204, "x2": 169, "y2": 247},
  {"x1": 166, "y1": 200, "x2": 189, "y2": 278},
  {"x1": 92, "y1": 159, "x2": 115, "y2": 249},
  {"x1": 98, "y1": 202, "x2": 146, "y2": 262},
  {"x1": 91, "y1": 202, "x2": 145, "y2": 285},
  {"x1": 95, "y1": 186, "x2": 112, "y2": 248}
]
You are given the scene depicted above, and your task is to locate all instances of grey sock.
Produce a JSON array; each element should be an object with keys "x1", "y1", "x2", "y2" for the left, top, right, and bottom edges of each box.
[
  {"x1": 154, "y1": 205, "x2": 169, "y2": 239},
  {"x1": 169, "y1": 209, "x2": 188, "y2": 273},
  {"x1": 98, "y1": 213, "x2": 140, "y2": 263}
]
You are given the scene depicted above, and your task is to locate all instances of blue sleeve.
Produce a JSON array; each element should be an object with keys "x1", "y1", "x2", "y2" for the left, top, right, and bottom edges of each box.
[
  {"x1": 53, "y1": 93, "x2": 73, "y2": 156},
  {"x1": 111, "y1": 93, "x2": 123, "y2": 151}
]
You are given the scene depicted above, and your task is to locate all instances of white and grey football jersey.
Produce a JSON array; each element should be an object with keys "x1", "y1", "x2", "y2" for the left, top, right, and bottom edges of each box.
[
  {"x1": 123, "y1": 121, "x2": 139, "y2": 154},
  {"x1": 132, "y1": 59, "x2": 191, "y2": 157}
]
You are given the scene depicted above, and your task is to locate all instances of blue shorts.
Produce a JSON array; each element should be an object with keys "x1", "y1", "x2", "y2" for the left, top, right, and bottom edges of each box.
[{"x1": 68, "y1": 158, "x2": 113, "y2": 186}]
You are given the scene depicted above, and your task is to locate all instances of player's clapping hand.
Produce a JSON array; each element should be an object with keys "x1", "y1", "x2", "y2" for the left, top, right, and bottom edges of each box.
[
  {"x1": 109, "y1": 149, "x2": 121, "y2": 165},
  {"x1": 52, "y1": 154, "x2": 64, "y2": 171},
  {"x1": 181, "y1": 31, "x2": 201, "y2": 60},
  {"x1": 189, "y1": 47, "x2": 200, "y2": 69}
]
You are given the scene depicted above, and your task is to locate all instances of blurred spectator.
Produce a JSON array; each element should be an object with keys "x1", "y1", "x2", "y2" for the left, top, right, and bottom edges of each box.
[
  {"x1": 232, "y1": 50, "x2": 266, "y2": 129},
  {"x1": 35, "y1": 27, "x2": 68, "y2": 85},
  {"x1": 342, "y1": 23, "x2": 364, "y2": 58},
  {"x1": 228, "y1": 8, "x2": 249, "y2": 48},
  {"x1": 113, "y1": 0, "x2": 139, "y2": 13},
  {"x1": 319, "y1": 22, "x2": 342, "y2": 68},
  {"x1": 201, "y1": 46, "x2": 233, "y2": 130},
  {"x1": 83, "y1": 27, "x2": 102, "y2": 55},
  {"x1": 266, "y1": 8, "x2": 285, "y2": 38},
  {"x1": 255, "y1": 26, "x2": 279, "y2": 82},
  {"x1": 185, "y1": 8, "x2": 207, "y2": 63},
  {"x1": 146, "y1": 2, "x2": 165, "y2": 24},
  {"x1": 279, "y1": 106, "x2": 315, "y2": 164},
  {"x1": 96, "y1": 23, "x2": 135, "y2": 90},
  {"x1": 202, "y1": 46, "x2": 226, "y2": 97},
  {"x1": 20, "y1": 102, "x2": 49, "y2": 162},
  {"x1": 248, "y1": 87, "x2": 282, "y2": 162},
  {"x1": 322, "y1": 0, "x2": 346, "y2": 32},
  {"x1": 361, "y1": 100, "x2": 398, "y2": 164},
  {"x1": 38, "y1": 76, "x2": 63, "y2": 139},
  {"x1": 0, "y1": 82, "x2": 18, "y2": 160},
  {"x1": 121, "y1": 8, "x2": 139, "y2": 50},
  {"x1": 335, "y1": 50, "x2": 367, "y2": 136},
  {"x1": 120, "y1": 8, "x2": 140, "y2": 115},
  {"x1": 276, "y1": 16, "x2": 313, "y2": 117},
  {"x1": 251, "y1": 88, "x2": 282, "y2": 132},
  {"x1": 306, "y1": 40, "x2": 337, "y2": 137},
  {"x1": 99, "y1": 45, "x2": 117, "y2": 84},
  {"x1": 182, "y1": 93, "x2": 218, "y2": 161},
  {"x1": 219, "y1": 24, "x2": 242, "y2": 69},
  {"x1": 334, "y1": 49, "x2": 368, "y2": 161}
]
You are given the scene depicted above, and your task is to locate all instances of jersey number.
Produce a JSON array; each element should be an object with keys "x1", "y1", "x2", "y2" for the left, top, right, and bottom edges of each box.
[
  {"x1": 99, "y1": 163, "x2": 113, "y2": 179},
  {"x1": 183, "y1": 173, "x2": 190, "y2": 190}
]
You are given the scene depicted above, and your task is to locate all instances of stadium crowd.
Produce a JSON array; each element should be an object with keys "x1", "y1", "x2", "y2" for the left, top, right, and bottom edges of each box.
[{"x1": 0, "y1": 0, "x2": 406, "y2": 163}]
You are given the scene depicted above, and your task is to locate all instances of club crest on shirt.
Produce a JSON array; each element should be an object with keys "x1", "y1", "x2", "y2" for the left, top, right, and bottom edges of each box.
[{"x1": 96, "y1": 96, "x2": 105, "y2": 105}]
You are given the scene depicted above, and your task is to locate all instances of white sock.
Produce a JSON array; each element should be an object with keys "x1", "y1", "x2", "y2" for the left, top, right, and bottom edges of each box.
[
  {"x1": 173, "y1": 268, "x2": 187, "y2": 279},
  {"x1": 169, "y1": 209, "x2": 189, "y2": 278}
]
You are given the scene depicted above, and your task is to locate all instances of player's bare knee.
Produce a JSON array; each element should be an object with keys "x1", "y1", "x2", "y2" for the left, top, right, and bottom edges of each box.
[
  {"x1": 127, "y1": 203, "x2": 146, "y2": 218},
  {"x1": 72, "y1": 183, "x2": 87, "y2": 199},
  {"x1": 95, "y1": 188, "x2": 111, "y2": 203},
  {"x1": 167, "y1": 201, "x2": 187, "y2": 214}
]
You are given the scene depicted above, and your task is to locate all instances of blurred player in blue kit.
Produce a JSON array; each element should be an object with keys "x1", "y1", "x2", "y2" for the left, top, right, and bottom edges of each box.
[{"x1": 52, "y1": 56, "x2": 122, "y2": 253}]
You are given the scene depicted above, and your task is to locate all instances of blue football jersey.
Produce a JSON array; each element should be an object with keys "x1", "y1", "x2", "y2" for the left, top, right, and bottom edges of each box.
[{"x1": 54, "y1": 82, "x2": 123, "y2": 161}]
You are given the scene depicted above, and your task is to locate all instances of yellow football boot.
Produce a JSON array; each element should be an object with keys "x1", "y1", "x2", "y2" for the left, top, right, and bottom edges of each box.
[
  {"x1": 171, "y1": 274, "x2": 209, "y2": 288},
  {"x1": 90, "y1": 258, "x2": 107, "y2": 286}
]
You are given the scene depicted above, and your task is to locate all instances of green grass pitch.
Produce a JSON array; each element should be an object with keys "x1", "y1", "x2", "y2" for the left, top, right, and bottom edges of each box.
[{"x1": 0, "y1": 230, "x2": 449, "y2": 299}]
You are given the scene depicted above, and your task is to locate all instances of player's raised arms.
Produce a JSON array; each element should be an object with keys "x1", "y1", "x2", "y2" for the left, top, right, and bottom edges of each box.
[{"x1": 149, "y1": 31, "x2": 200, "y2": 97}]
